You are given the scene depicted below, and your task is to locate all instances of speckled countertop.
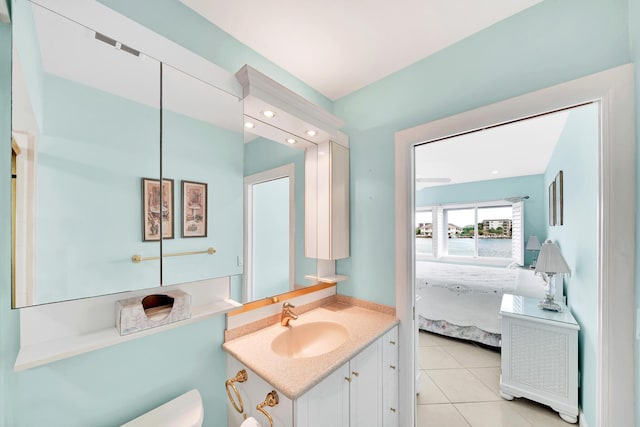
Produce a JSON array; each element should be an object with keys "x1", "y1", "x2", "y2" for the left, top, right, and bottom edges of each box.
[{"x1": 222, "y1": 302, "x2": 398, "y2": 400}]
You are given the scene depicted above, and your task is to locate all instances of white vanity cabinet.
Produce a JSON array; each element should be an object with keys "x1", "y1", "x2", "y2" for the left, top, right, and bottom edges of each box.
[
  {"x1": 227, "y1": 357, "x2": 295, "y2": 427},
  {"x1": 295, "y1": 325, "x2": 398, "y2": 427},
  {"x1": 226, "y1": 325, "x2": 399, "y2": 427}
]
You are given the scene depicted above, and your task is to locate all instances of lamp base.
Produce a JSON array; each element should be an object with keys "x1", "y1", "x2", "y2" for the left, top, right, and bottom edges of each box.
[{"x1": 538, "y1": 297, "x2": 562, "y2": 312}]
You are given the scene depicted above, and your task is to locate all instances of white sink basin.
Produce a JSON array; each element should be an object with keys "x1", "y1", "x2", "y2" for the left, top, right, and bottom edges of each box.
[{"x1": 271, "y1": 321, "x2": 349, "y2": 359}]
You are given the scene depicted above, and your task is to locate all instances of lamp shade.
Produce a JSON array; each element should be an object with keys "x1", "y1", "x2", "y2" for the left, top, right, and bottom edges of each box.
[
  {"x1": 526, "y1": 235, "x2": 541, "y2": 251},
  {"x1": 534, "y1": 239, "x2": 571, "y2": 275}
]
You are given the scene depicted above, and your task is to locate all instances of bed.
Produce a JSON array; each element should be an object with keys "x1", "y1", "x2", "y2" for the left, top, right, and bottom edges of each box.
[{"x1": 415, "y1": 261, "x2": 549, "y2": 347}]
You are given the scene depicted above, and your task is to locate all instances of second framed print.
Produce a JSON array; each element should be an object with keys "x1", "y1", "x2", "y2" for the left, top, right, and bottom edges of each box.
[{"x1": 182, "y1": 180, "x2": 208, "y2": 238}]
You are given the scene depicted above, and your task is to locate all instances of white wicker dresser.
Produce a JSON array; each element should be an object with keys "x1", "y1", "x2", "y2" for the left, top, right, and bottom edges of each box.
[{"x1": 499, "y1": 294, "x2": 580, "y2": 424}]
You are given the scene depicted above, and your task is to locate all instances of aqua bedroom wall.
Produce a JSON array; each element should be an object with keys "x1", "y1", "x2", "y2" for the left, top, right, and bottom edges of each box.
[
  {"x1": 544, "y1": 103, "x2": 599, "y2": 423},
  {"x1": 415, "y1": 174, "x2": 546, "y2": 267}
]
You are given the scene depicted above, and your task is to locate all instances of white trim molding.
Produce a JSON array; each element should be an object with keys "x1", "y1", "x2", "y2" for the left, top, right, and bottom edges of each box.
[{"x1": 395, "y1": 63, "x2": 635, "y2": 427}]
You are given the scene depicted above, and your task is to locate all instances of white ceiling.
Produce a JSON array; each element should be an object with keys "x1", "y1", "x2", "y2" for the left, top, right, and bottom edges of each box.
[
  {"x1": 180, "y1": 0, "x2": 542, "y2": 100},
  {"x1": 414, "y1": 109, "x2": 571, "y2": 190}
]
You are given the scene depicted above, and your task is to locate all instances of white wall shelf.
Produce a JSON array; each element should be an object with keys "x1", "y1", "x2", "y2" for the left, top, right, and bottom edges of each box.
[
  {"x1": 304, "y1": 274, "x2": 349, "y2": 284},
  {"x1": 16, "y1": 278, "x2": 239, "y2": 371}
]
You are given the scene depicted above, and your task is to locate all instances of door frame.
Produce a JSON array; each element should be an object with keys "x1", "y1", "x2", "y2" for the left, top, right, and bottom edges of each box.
[{"x1": 394, "y1": 64, "x2": 635, "y2": 426}]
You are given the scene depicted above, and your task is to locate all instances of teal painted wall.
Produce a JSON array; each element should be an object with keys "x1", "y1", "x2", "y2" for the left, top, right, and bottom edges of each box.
[
  {"x1": 416, "y1": 174, "x2": 546, "y2": 266},
  {"x1": 334, "y1": 0, "x2": 630, "y2": 308},
  {"x1": 333, "y1": 1, "x2": 631, "y2": 425},
  {"x1": 544, "y1": 103, "x2": 599, "y2": 423}
]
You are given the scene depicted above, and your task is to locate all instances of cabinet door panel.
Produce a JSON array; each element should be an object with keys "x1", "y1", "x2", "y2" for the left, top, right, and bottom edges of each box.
[
  {"x1": 382, "y1": 327, "x2": 399, "y2": 426},
  {"x1": 350, "y1": 338, "x2": 382, "y2": 426},
  {"x1": 295, "y1": 363, "x2": 350, "y2": 427}
]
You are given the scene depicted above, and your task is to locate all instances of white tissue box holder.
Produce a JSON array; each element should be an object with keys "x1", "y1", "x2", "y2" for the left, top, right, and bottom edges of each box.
[{"x1": 116, "y1": 290, "x2": 191, "y2": 336}]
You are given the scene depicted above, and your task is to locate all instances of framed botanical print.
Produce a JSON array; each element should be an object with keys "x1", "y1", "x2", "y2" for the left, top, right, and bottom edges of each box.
[
  {"x1": 548, "y1": 180, "x2": 556, "y2": 226},
  {"x1": 555, "y1": 170, "x2": 564, "y2": 226},
  {"x1": 142, "y1": 178, "x2": 174, "y2": 241},
  {"x1": 182, "y1": 180, "x2": 208, "y2": 238}
]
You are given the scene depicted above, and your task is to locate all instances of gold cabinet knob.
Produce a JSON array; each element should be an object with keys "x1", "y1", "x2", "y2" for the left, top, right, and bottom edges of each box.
[
  {"x1": 389, "y1": 365, "x2": 396, "y2": 370},
  {"x1": 390, "y1": 408, "x2": 397, "y2": 413},
  {"x1": 344, "y1": 376, "x2": 352, "y2": 383},
  {"x1": 352, "y1": 371, "x2": 359, "y2": 377},
  {"x1": 389, "y1": 340, "x2": 396, "y2": 345}
]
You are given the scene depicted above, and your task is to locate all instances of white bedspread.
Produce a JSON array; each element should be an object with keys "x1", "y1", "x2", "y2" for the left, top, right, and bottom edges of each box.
[{"x1": 416, "y1": 262, "x2": 546, "y2": 334}]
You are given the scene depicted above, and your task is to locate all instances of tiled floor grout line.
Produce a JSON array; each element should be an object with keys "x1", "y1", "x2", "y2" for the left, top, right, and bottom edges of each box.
[{"x1": 417, "y1": 332, "x2": 569, "y2": 427}]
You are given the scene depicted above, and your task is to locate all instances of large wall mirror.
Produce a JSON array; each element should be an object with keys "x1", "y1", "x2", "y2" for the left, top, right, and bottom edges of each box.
[
  {"x1": 11, "y1": 1, "x2": 162, "y2": 307},
  {"x1": 242, "y1": 119, "x2": 318, "y2": 303},
  {"x1": 11, "y1": 1, "x2": 245, "y2": 307},
  {"x1": 161, "y1": 64, "x2": 243, "y2": 286}
]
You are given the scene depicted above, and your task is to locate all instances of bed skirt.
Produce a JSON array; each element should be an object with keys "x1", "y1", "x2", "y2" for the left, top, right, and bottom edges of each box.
[{"x1": 418, "y1": 316, "x2": 501, "y2": 348}]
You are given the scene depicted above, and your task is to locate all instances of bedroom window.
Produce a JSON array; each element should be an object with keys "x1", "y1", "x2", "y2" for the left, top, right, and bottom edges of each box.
[
  {"x1": 415, "y1": 209, "x2": 433, "y2": 256},
  {"x1": 417, "y1": 200, "x2": 524, "y2": 265}
]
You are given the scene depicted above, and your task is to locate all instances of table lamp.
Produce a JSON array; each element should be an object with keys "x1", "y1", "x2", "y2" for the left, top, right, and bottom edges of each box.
[{"x1": 534, "y1": 239, "x2": 571, "y2": 312}]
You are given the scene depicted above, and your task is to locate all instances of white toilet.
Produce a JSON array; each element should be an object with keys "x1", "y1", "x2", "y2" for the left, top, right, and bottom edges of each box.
[{"x1": 121, "y1": 389, "x2": 204, "y2": 427}]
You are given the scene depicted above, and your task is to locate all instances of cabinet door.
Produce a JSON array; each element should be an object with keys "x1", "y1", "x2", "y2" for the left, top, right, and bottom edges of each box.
[
  {"x1": 295, "y1": 362, "x2": 350, "y2": 427},
  {"x1": 350, "y1": 338, "x2": 383, "y2": 426},
  {"x1": 382, "y1": 327, "x2": 399, "y2": 426}
]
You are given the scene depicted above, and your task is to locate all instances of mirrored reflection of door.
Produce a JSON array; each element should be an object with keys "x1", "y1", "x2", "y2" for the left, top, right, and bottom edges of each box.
[{"x1": 244, "y1": 164, "x2": 295, "y2": 302}]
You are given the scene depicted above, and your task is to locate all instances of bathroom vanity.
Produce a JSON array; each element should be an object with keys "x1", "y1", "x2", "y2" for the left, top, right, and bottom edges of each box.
[{"x1": 223, "y1": 302, "x2": 398, "y2": 427}]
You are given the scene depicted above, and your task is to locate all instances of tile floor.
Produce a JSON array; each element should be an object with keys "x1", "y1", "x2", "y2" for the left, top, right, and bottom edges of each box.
[{"x1": 417, "y1": 331, "x2": 572, "y2": 427}]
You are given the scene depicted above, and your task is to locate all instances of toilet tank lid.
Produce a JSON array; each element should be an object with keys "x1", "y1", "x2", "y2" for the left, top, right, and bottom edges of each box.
[{"x1": 121, "y1": 389, "x2": 204, "y2": 427}]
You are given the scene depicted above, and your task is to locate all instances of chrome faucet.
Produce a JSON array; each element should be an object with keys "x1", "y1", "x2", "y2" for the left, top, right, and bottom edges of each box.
[{"x1": 281, "y1": 302, "x2": 298, "y2": 326}]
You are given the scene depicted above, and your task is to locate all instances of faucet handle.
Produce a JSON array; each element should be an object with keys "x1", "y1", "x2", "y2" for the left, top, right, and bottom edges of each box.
[{"x1": 283, "y1": 302, "x2": 295, "y2": 309}]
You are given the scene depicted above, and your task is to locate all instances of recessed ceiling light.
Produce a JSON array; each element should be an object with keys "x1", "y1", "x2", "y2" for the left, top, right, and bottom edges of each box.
[
  {"x1": 305, "y1": 130, "x2": 317, "y2": 137},
  {"x1": 262, "y1": 110, "x2": 276, "y2": 118},
  {"x1": 244, "y1": 122, "x2": 255, "y2": 129},
  {"x1": 491, "y1": 170, "x2": 499, "y2": 175},
  {"x1": 286, "y1": 138, "x2": 297, "y2": 145}
]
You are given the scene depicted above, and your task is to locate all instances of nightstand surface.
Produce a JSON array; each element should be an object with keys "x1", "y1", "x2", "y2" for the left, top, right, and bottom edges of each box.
[{"x1": 500, "y1": 294, "x2": 579, "y2": 329}]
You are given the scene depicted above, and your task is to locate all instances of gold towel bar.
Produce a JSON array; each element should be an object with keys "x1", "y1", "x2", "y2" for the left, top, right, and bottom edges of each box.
[
  {"x1": 256, "y1": 390, "x2": 279, "y2": 427},
  {"x1": 225, "y1": 369, "x2": 248, "y2": 416},
  {"x1": 132, "y1": 247, "x2": 216, "y2": 263}
]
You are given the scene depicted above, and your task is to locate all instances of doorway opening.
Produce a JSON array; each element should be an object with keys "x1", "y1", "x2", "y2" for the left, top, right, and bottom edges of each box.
[
  {"x1": 394, "y1": 65, "x2": 635, "y2": 427},
  {"x1": 412, "y1": 103, "x2": 597, "y2": 426}
]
